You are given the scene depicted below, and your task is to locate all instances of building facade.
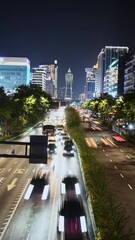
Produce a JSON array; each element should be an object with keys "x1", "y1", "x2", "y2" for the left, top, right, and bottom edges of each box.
[
  {"x1": 85, "y1": 67, "x2": 96, "y2": 100},
  {"x1": 31, "y1": 61, "x2": 58, "y2": 98},
  {"x1": 0, "y1": 57, "x2": 30, "y2": 94},
  {"x1": 124, "y1": 54, "x2": 135, "y2": 93},
  {"x1": 97, "y1": 46, "x2": 129, "y2": 96},
  {"x1": 104, "y1": 59, "x2": 118, "y2": 97},
  {"x1": 31, "y1": 66, "x2": 46, "y2": 92},
  {"x1": 97, "y1": 49, "x2": 104, "y2": 96}
]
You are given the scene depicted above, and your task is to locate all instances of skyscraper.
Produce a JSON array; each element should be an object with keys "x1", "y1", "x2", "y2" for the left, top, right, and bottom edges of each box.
[
  {"x1": 31, "y1": 61, "x2": 58, "y2": 98},
  {"x1": 85, "y1": 68, "x2": 95, "y2": 100},
  {"x1": 31, "y1": 66, "x2": 46, "y2": 92},
  {"x1": 0, "y1": 57, "x2": 30, "y2": 94},
  {"x1": 97, "y1": 46, "x2": 129, "y2": 96},
  {"x1": 65, "y1": 68, "x2": 73, "y2": 100}
]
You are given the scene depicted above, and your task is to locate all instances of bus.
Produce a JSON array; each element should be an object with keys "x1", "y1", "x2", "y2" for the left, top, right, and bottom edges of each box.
[{"x1": 42, "y1": 123, "x2": 55, "y2": 136}]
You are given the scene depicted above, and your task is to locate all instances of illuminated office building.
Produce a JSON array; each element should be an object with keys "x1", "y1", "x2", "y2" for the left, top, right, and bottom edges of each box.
[
  {"x1": 124, "y1": 54, "x2": 135, "y2": 93},
  {"x1": 85, "y1": 67, "x2": 96, "y2": 100},
  {"x1": 104, "y1": 59, "x2": 118, "y2": 98},
  {"x1": 31, "y1": 60, "x2": 58, "y2": 98},
  {"x1": 93, "y1": 63, "x2": 98, "y2": 97},
  {"x1": 0, "y1": 57, "x2": 30, "y2": 94},
  {"x1": 97, "y1": 49, "x2": 104, "y2": 96},
  {"x1": 97, "y1": 46, "x2": 129, "y2": 96}
]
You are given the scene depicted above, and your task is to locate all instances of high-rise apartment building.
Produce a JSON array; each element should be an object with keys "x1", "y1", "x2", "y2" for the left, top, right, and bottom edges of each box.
[
  {"x1": 31, "y1": 66, "x2": 46, "y2": 91},
  {"x1": 97, "y1": 46, "x2": 129, "y2": 96},
  {"x1": 0, "y1": 57, "x2": 30, "y2": 94},
  {"x1": 31, "y1": 61, "x2": 58, "y2": 98}
]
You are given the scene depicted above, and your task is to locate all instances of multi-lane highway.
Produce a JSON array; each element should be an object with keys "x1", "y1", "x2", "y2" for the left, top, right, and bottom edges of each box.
[
  {"x1": 1, "y1": 109, "x2": 134, "y2": 239},
  {"x1": 85, "y1": 126, "x2": 135, "y2": 238},
  {"x1": 0, "y1": 110, "x2": 95, "y2": 240}
]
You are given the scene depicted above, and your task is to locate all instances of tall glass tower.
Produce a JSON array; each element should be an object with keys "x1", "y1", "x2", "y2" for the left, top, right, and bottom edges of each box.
[
  {"x1": 97, "y1": 46, "x2": 129, "y2": 96},
  {"x1": 65, "y1": 68, "x2": 73, "y2": 99}
]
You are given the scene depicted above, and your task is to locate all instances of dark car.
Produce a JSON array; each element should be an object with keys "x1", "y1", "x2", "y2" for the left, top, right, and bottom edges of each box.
[
  {"x1": 48, "y1": 142, "x2": 56, "y2": 153},
  {"x1": 63, "y1": 145, "x2": 74, "y2": 157},
  {"x1": 24, "y1": 169, "x2": 50, "y2": 200},
  {"x1": 64, "y1": 139, "x2": 73, "y2": 147},
  {"x1": 61, "y1": 175, "x2": 80, "y2": 198},
  {"x1": 58, "y1": 199, "x2": 88, "y2": 240},
  {"x1": 61, "y1": 136, "x2": 71, "y2": 146}
]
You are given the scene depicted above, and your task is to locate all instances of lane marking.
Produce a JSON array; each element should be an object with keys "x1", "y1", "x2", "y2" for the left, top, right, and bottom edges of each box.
[
  {"x1": 109, "y1": 159, "x2": 112, "y2": 162},
  {"x1": 120, "y1": 174, "x2": 124, "y2": 178},
  {"x1": 114, "y1": 165, "x2": 118, "y2": 169},
  {"x1": 7, "y1": 178, "x2": 18, "y2": 191},
  {"x1": 0, "y1": 168, "x2": 5, "y2": 173},
  {"x1": 107, "y1": 138, "x2": 117, "y2": 147},
  {"x1": 14, "y1": 168, "x2": 28, "y2": 174},
  {"x1": 100, "y1": 138, "x2": 108, "y2": 146},
  {"x1": 128, "y1": 184, "x2": 133, "y2": 190},
  {"x1": 0, "y1": 178, "x2": 31, "y2": 239},
  {"x1": 126, "y1": 155, "x2": 131, "y2": 159}
]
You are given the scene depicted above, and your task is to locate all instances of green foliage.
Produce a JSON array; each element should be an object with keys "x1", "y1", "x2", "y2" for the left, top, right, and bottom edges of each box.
[
  {"x1": 65, "y1": 107, "x2": 81, "y2": 128},
  {"x1": 81, "y1": 92, "x2": 135, "y2": 127},
  {"x1": 0, "y1": 84, "x2": 52, "y2": 137}
]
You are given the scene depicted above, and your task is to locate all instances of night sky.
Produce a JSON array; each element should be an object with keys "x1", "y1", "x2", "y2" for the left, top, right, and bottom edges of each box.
[{"x1": 0, "y1": 0, "x2": 135, "y2": 98}]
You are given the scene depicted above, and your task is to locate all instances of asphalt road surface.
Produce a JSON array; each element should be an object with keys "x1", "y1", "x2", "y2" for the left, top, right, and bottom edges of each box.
[
  {"x1": 86, "y1": 128, "x2": 135, "y2": 239},
  {"x1": 0, "y1": 114, "x2": 95, "y2": 240}
]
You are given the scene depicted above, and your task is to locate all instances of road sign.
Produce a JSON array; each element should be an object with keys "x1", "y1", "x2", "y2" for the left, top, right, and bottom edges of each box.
[{"x1": 29, "y1": 135, "x2": 48, "y2": 164}]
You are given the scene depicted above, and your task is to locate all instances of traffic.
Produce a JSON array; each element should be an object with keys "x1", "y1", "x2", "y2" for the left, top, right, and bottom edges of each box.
[{"x1": 0, "y1": 107, "x2": 94, "y2": 240}]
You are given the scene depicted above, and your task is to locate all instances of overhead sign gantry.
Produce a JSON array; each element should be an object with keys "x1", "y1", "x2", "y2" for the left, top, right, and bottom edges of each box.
[{"x1": 0, "y1": 135, "x2": 48, "y2": 164}]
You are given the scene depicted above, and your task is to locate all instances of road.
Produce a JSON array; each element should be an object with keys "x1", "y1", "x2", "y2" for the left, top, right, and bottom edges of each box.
[
  {"x1": 0, "y1": 113, "x2": 95, "y2": 240},
  {"x1": 85, "y1": 127, "x2": 135, "y2": 238}
]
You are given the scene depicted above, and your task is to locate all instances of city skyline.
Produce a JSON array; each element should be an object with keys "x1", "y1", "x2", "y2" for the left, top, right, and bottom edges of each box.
[{"x1": 0, "y1": 0, "x2": 135, "y2": 98}]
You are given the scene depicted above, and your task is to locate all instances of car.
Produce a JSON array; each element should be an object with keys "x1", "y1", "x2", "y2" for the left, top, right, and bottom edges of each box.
[
  {"x1": 47, "y1": 142, "x2": 57, "y2": 153},
  {"x1": 61, "y1": 175, "x2": 80, "y2": 198},
  {"x1": 47, "y1": 137, "x2": 57, "y2": 153},
  {"x1": 24, "y1": 169, "x2": 50, "y2": 200},
  {"x1": 59, "y1": 131, "x2": 68, "y2": 138},
  {"x1": 56, "y1": 124, "x2": 64, "y2": 132},
  {"x1": 48, "y1": 136, "x2": 56, "y2": 143},
  {"x1": 61, "y1": 136, "x2": 71, "y2": 145},
  {"x1": 58, "y1": 198, "x2": 88, "y2": 240},
  {"x1": 63, "y1": 144, "x2": 74, "y2": 156},
  {"x1": 64, "y1": 139, "x2": 73, "y2": 147}
]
